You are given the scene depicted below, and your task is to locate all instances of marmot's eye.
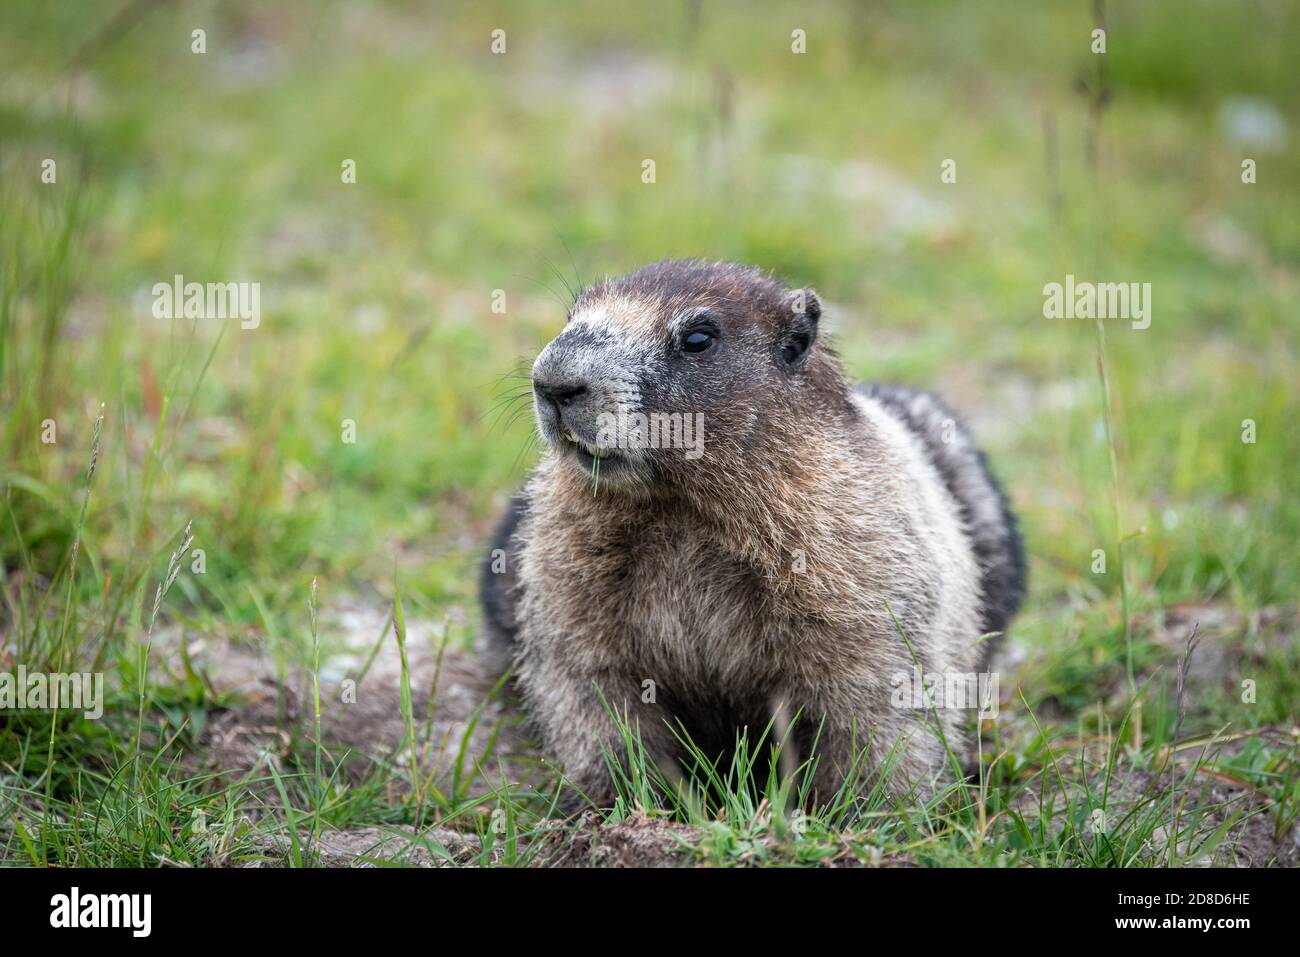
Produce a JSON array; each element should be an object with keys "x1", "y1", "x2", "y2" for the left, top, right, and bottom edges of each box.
[{"x1": 681, "y1": 330, "x2": 715, "y2": 353}]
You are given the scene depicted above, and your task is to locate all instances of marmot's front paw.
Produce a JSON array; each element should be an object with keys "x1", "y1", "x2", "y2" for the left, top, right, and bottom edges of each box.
[{"x1": 554, "y1": 777, "x2": 616, "y2": 816}]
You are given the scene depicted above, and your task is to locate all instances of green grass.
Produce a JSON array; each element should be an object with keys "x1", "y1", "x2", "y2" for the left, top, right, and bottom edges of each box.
[{"x1": 1, "y1": 0, "x2": 1297, "y2": 866}]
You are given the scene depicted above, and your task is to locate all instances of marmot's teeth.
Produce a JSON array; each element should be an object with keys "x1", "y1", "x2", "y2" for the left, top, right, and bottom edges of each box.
[{"x1": 562, "y1": 427, "x2": 579, "y2": 443}]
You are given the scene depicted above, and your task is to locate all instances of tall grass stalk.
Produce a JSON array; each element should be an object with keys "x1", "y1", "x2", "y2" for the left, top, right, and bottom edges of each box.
[
  {"x1": 308, "y1": 578, "x2": 322, "y2": 782},
  {"x1": 1094, "y1": 325, "x2": 1134, "y2": 694},
  {"x1": 393, "y1": 583, "x2": 422, "y2": 811},
  {"x1": 308, "y1": 575, "x2": 323, "y2": 855},
  {"x1": 42, "y1": 405, "x2": 105, "y2": 849},
  {"x1": 133, "y1": 520, "x2": 194, "y2": 786}
]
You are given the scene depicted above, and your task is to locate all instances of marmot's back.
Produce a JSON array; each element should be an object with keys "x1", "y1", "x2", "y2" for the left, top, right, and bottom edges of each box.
[{"x1": 858, "y1": 383, "x2": 1026, "y2": 644}]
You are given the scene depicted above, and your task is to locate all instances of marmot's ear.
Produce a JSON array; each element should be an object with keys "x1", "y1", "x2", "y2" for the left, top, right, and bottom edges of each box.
[
  {"x1": 780, "y1": 288, "x2": 821, "y2": 368},
  {"x1": 788, "y1": 288, "x2": 821, "y2": 323}
]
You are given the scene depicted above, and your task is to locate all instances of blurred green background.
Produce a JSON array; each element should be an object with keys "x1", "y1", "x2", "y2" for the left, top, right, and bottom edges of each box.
[{"x1": 2, "y1": 0, "x2": 1297, "y2": 718}]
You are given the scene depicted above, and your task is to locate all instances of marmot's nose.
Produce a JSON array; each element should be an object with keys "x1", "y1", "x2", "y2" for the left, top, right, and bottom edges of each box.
[{"x1": 533, "y1": 377, "x2": 588, "y2": 408}]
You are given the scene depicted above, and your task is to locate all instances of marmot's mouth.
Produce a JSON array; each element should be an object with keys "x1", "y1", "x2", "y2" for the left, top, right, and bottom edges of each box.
[{"x1": 559, "y1": 425, "x2": 621, "y2": 470}]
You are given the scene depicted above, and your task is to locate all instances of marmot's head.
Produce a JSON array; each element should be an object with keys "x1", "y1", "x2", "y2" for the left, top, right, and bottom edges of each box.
[{"x1": 531, "y1": 259, "x2": 848, "y2": 491}]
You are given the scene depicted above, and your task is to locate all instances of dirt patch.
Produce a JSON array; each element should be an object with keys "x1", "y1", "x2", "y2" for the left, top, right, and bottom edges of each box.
[
  {"x1": 167, "y1": 600, "x2": 541, "y2": 801},
  {"x1": 1000, "y1": 726, "x2": 1298, "y2": 868},
  {"x1": 249, "y1": 825, "x2": 489, "y2": 868},
  {"x1": 538, "y1": 811, "x2": 699, "y2": 868}
]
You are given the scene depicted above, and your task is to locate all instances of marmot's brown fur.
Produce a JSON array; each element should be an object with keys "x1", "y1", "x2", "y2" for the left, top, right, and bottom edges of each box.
[{"x1": 480, "y1": 259, "x2": 1025, "y2": 809}]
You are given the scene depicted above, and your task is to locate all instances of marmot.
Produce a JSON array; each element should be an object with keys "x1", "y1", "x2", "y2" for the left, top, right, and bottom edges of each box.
[{"x1": 480, "y1": 259, "x2": 1025, "y2": 809}]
